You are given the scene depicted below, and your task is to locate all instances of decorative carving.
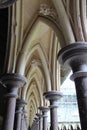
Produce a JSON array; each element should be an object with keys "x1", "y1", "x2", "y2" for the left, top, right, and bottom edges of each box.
[
  {"x1": 0, "y1": 0, "x2": 16, "y2": 8},
  {"x1": 39, "y1": 4, "x2": 58, "y2": 20}
]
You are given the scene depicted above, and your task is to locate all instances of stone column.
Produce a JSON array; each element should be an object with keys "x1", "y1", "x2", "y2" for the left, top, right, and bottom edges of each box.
[
  {"x1": 0, "y1": 73, "x2": 27, "y2": 130},
  {"x1": 58, "y1": 42, "x2": 87, "y2": 130},
  {"x1": 44, "y1": 91, "x2": 62, "y2": 130},
  {"x1": 34, "y1": 117, "x2": 39, "y2": 130},
  {"x1": 39, "y1": 106, "x2": 49, "y2": 130},
  {"x1": 22, "y1": 109, "x2": 28, "y2": 130},
  {"x1": 36, "y1": 113, "x2": 43, "y2": 130},
  {"x1": 14, "y1": 99, "x2": 27, "y2": 130},
  {"x1": 31, "y1": 120, "x2": 36, "y2": 130}
]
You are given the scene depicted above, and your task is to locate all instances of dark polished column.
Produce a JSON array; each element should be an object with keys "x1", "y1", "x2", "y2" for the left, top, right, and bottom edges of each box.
[
  {"x1": 39, "y1": 106, "x2": 49, "y2": 130},
  {"x1": 0, "y1": 73, "x2": 27, "y2": 130},
  {"x1": 36, "y1": 113, "x2": 43, "y2": 130},
  {"x1": 44, "y1": 91, "x2": 62, "y2": 130},
  {"x1": 58, "y1": 42, "x2": 87, "y2": 130},
  {"x1": 14, "y1": 99, "x2": 27, "y2": 130}
]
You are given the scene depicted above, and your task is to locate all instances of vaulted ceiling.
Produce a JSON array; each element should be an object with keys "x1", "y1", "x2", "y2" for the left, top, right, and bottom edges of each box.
[{"x1": 0, "y1": 0, "x2": 87, "y2": 127}]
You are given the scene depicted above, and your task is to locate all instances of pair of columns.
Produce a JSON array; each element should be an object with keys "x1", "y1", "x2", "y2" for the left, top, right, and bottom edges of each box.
[
  {"x1": 14, "y1": 99, "x2": 27, "y2": 130},
  {"x1": 0, "y1": 73, "x2": 27, "y2": 130},
  {"x1": 31, "y1": 117, "x2": 39, "y2": 130},
  {"x1": 31, "y1": 108, "x2": 48, "y2": 130},
  {"x1": 58, "y1": 42, "x2": 87, "y2": 130},
  {"x1": 38, "y1": 91, "x2": 62, "y2": 130},
  {"x1": 1, "y1": 42, "x2": 87, "y2": 130},
  {"x1": 36, "y1": 113, "x2": 43, "y2": 130},
  {"x1": 38, "y1": 106, "x2": 49, "y2": 130},
  {"x1": 38, "y1": 42, "x2": 87, "y2": 130},
  {"x1": 22, "y1": 109, "x2": 28, "y2": 130}
]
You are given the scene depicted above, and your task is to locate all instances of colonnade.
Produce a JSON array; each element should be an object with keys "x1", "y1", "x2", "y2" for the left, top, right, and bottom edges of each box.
[
  {"x1": 58, "y1": 42, "x2": 87, "y2": 130},
  {"x1": 0, "y1": 42, "x2": 87, "y2": 130},
  {"x1": 0, "y1": 73, "x2": 28, "y2": 130},
  {"x1": 0, "y1": 73, "x2": 62, "y2": 130},
  {"x1": 31, "y1": 90, "x2": 63, "y2": 130},
  {"x1": 29, "y1": 42, "x2": 87, "y2": 130}
]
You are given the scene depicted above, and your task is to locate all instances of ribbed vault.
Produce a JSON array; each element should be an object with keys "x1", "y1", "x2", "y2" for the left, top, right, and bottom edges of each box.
[{"x1": 2, "y1": 0, "x2": 87, "y2": 128}]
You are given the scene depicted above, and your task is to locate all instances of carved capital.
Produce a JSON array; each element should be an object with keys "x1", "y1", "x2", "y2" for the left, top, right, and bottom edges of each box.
[
  {"x1": 0, "y1": 73, "x2": 27, "y2": 89},
  {"x1": 39, "y1": 4, "x2": 58, "y2": 20}
]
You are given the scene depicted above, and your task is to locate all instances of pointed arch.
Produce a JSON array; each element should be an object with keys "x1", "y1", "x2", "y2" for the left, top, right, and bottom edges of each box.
[
  {"x1": 21, "y1": 66, "x2": 43, "y2": 105},
  {"x1": 16, "y1": 43, "x2": 51, "y2": 91},
  {"x1": 27, "y1": 98, "x2": 37, "y2": 126}
]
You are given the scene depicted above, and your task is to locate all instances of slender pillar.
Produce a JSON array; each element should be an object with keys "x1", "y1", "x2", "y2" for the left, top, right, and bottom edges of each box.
[
  {"x1": 21, "y1": 111, "x2": 24, "y2": 130},
  {"x1": 31, "y1": 120, "x2": 36, "y2": 130},
  {"x1": 0, "y1": 73, "x2": 27, "y2": 130},
  {"x1": 34, "y1": 117, "x2": 39, "y2": 130},
  {"x1": 39, "y1": 106, "x2": 49, "y2": 130},
  {"x1": 14, "y1": 99, "x2": 27, "y2": 130},
  {"x1": 22, "y1": 109, "x2": 28, "y2": 130},
  {"x1": 44, "y1": 91, "x2": 62, "y2": 130},
  {"x1": 58, "y1": 42, "x2": 87, "y2": 130},
  {"x1": 36, "y1": 113, "x2": 43, "y2": 130}
]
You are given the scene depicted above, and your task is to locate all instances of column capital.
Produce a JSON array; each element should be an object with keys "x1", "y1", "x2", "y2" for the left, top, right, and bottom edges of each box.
[
  {"x1": 43, "y1": 90, "x2": 62, "y2": 101},
  {"x1": 39, "y1": 106, "x2": 48, "y2": 130},
  {"x1": 16, "y1": 99, "x2": 27, "y2": 113},
  {"x1": 34, "y1": 117, "x2": 39, "y2": 124},
  {"x1": 35, "y1": 117, "x2": 39, "y2": 120},
  {"x1": 44, "y1": 91, "x2": 62, "y2": 130},
  {"x1": 17, "y1": 99, "x2": 27, "y2": 107},
  {"x1": 36, "y1": 113, "x2": 43, "y2": 118},
  {"x1": 0, "y1": 73, "x2": 27, "y2": 88},
  {"x1": 58, "y1": 42, "x2": 87, "y2": 69},
  {"x1": 38, "y1": 106, "x2": 49, "y2": 112}
]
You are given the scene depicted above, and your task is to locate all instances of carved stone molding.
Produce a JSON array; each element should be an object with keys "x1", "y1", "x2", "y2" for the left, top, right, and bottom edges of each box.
[{"x1": 39, "y1": 3, "x2": 58, "y2": 21}]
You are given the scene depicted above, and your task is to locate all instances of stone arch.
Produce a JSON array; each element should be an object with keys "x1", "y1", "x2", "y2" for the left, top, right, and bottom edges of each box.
[
  {"x1": 15, "y1": 13, "x2": 68, "y2": 74},
  {"x1": 28, "y1": 95, "x2": 37, "y2": 124},
  {"x1": 21, "y1": 66, "x2": 43, "y2": 103},
  {"x1": 28, "y1": 98, "x2": 37, "y2": 126},
  {"x1": 16, "y1": 42, "x2": 51, "y2": 91},
  {"x1": 26, "y1": 84, "x2": 40, "y2": 107},
  {"x1": 15, "y1": 14, "x2": 68, "y2": 92},
  {"x1": 22, "y1": 15, "x2": 67, "y2": 49},
  {"x1": 26, "y1": 75, "x2": 43, "y2": 105},
  {"x1": 27, "y1": 87, "x2": 40, "y2": 126}
]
